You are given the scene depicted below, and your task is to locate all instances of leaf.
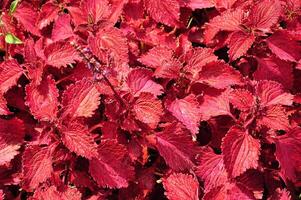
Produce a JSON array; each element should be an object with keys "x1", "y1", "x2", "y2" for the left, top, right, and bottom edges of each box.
[
  {"x1": 126, "y1": 68, "x2": 163, "y2": 97},
  {"x1": 155, "y1": 123, "x2": 200, "y2": 171},
  {"x1": 270, "y1": 189, "x2": 292, "y2": 200},
  {"x1": 9, "y1": 0, "x2": 20, "y2": 14},
  {"x1": 203, "y1": 182, "x2": 256, "y2": 200},
  {"x1": 196, "y1": 148, "x2": 228, "y2": 192},
  {"x1": 199, "y1": 90, "x2": 232, "y2": 121},
  {"x1": 37, "y1": 2, "x2": 60, "y2": 29},
  {"x1": 25, "y1": 76, "x2": 59, "y2": 122},
  {"x1": 0, "y1": 60, "x2": 23, "y2": 94},
  {"x1": 5, "y1": 33, "x2": 22, "y2": 44},
  {"x1": 0, "y1": 118, "x2": 24, "y2": 165},
  {"x1": 88, "y1": 27, "x2": 128, "y2": 67},
  {"x1": 184, "y1": 48, "x2": 218, "y2": 80},
  {"x1": 254, "y1": 57, "x2": 293, "y2": 90},
  {"x1": 13, "y1": 2, "x2": 40, "y2": 36},
  {"x1": 163, "y1": 173, "x2": 199, "y2": 200},
  {"x1": 22, "y1": 145, "x2": 53, "y2": 191},
  {"x1": 61, "y1": 122, "x2": 98, "y2": 159},
  {"x1": 266, "y1": 31, "x2": 301, "y2": 62},
  {"x1": 89, "y1": 140, "x2": 134, "y2": 188},
  {"x1": 133, "y1": 92, "x2": 163, "y2": 129},
  {"x1": 144, "y1": 0, "x2": 180, "y2": 27},
  {"x1": 227, "y1": 31, "x2": 255, "y2": 61},
  {"x1": 255, "y1": 80, "x2": 294, "y2": 107},
  {"x1": 222, "y1": 126, "x2": 260, "y2": 177},
  {"x1": 204, "y1": 9, "x2": 244, "y2": 43},
  {"x1": 138, "y1": 46, "x2": 181, "y2": 79},
  {"x1": 229, "y1": 89, "x2": 254, "y2": 111},
  {"x1": 274, "y1": 128, "x2": 301, "y2": 183},
  {"x1": 33, "y1": 185, "x2": 82, "y2": 200},
  {"x1": 51, "y1": 14, "x2": 74, "y2": 42},
  {"x1": 257, "y1": 105, "x2": 290, "y2": 130},
  {"x1": 0, "y1": 95, "x2": 11, "y2": 115},
  {"x1": 61, "y1": 78, "x2": 101, "y2": 119},
  {"x1": 249, "y1": 0, "x2": 282, "y2": 31},
  {"x1": 198, "y1": 61, "x2": 243, "y2": 89},
  {"x1": 44, "y1": 41, "x2": 80, "y2": 68},
  {"x1": 167, "y1": 94, "x2": 201, "y2": 136}
]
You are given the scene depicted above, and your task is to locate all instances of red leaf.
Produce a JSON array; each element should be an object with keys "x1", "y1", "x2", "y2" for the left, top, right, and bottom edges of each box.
[
  {"x1": 84, "y1": 0, "x2": 111, "y2": 24},
  {"x1": 44, "y1": 41, "x2": 80, "y2": 68},
  {"x1": 51, "y1": 14, "x2": 74, "y2": 42},
  {"x1": 133, "y1": 92, "x2": 163, "y2": 129},
  {"x1": 89, "y1": 140, "x2": 134, "y2": 188},
  {"x1": 88, "y1": 27, "x2": 128, "y2": 67},
  {"x1": 0, "y1": 95, "x2": 11, "y2": 115},
  {"x1": 266, "y1": 31, "x2": 301, "y2": 62},
  {"x1": 61, "y1": 122, "x2": 98, "y2": 159},
  {"x1": 257, "y1": 105, "x2": 290, "y2": 130},
  {"x1": 163, "y1": 173, "x2": 199, "y2": 200},
  {"x1": 25, "y1": 76, "x2": 59, "y2": 122},
  {"x1": 182, "y1": 0, "x2": 214, "y2": 10},
  {"x1": 270, "y1": 189, "x2": 292, "y2": 200},
  {"x1": 204, "y1": 9, "x2": 244, "y2": 43},
  {"x1": 249, "y1": 0, "x2": 282, "y2": 31},
  {"x1": 184, "y1": 48, "x2": 218, "y2": 80},
  {"x1": 0, "y1": 118, "x2": 24, "y2": 165},
  {"x1": 196, "y1": 148, "x2": 228, "y2": 192},
  {"x1": 227, "y1": 32, "x2": 255, "y2": 61},
  {"x1": 61, "y1": 78, "x2": 101, "y2": 119},
  {"x1": 38, "y1": 2, "x2": 60, "y2": 30},
  {"x1": 198, "y1": 61, "x2": 243, "y2": 89},
  {"x1": 167, "y1": 94, "x2": 201, "y2": 136},
  {"x1": 254, "y1": 57, "x2": 293, "y2": 90},
  {"x1": 138, "y1": 46, "x2": 181, "y2": 79},
  {"x1": 222, "y1": 126, "x2": 260, "y2": 177},
  {"x1": 13, "y1": 2, "x2": 40, "y2": 36},
  {"x1": 0, "y1": 60, "x2": 23, "y2": 94},
  {"x1": 144, "y1": 0, "x2": 180, "y2": 27},
  {"x1": 155, "y1": 123, "x2": 200, "y2": 171},
  {"x1": 22, "y1": 145, "x2": 53, "y2": 190},
  {"x1": 203, "y1": 182, "x2": 256, "y2": 200},
  {"x1": 274, "y1": 128, "x2": 301, "y2": 183},
  {"x1": 126, "y1": 69, "x2": 163, "y2": 97},
  {"x1": 255, "y1": 80, "x2": 294, "y2": 107},
  {"x1": 199, "y1": 90, "x2": 232, "y2": 121},
  {"x1": 33, "y1": 185, "x2": 82, "y2": 200},
  {"x1": 229, "y1": 89, "x2": 254, "y2": 111}
]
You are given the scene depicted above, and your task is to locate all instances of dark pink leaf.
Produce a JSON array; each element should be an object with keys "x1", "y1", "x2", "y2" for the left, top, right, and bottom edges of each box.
[
  {"x1": 25, "y1": 76, "x2": 59, "y2": 121},
  {"x1": 255, "y1": 80, "x2": 294, "y2": 107},
  {"x1": 167, "y1": 94, "x2": 201, "y2": 136},
  {"x1": 0, "y1": 60, "x2": 23, "y2": 94},
  {"x1": 133, "y1": 92, "x2": 163, "y2": 129},
  {"x1": 0, "y1": 118, "x2": 24, "y2": 165},
  {"x1": 163, "y1": 173, "x2": 199, "y2": 200},
  {"x1": 229, "y1": 89, "x2": 254, "y2": 111},
  {"x1": 61, "y1": 122, "x2": 98, "y2": 159},
  {"x1": 274, "y1": 128, "x2": 301, "y2": 183},
  {"x1": 266, "y1": 31, "x2": 301, "y2": 62},
  {"x1": 22, "y1": 145, "x2": 53, "y2": 191},
  {"x1": 44, "y1": 42, "x2": 80, "y2": 68},
  {"x1": 126, "y1": 69, "x2": 163, "y2": 97},
  {"x1": 257, "y1": 105, "x2": 290, "y2": 130},
  {"x1": 155, "y1": 123, "x2": 200, "y2": 171},
  {"x1": 51, "y1": 14, "x2": 74, "y2": 42},
  {"x1": 144, "y1": 0, "x2": 180, "y2": 27},
  {"x1": 61, "y1": 78, "x2": 101, "y2": 119},
  {"x1": 196, "y1": 148, "x2": 228, "y2": 192},
  {"x1": 227, "y1": 32, "x2": 255, "y2": 61},
  {"x1": 249, "y1": 0, "x2": 282, "y2": 31},
  {"x1": 138, "y1": 46, "x2": 181, "y2": 79},
  {"x1": 38, "y1": 2, "x2": 60, "y2": 29},
  {"x1": 89, "y1": 140, "x2": 134, "y2": 188},
  {"x1": 198, "y1": 61, "x2": 243, "y2": 89},
  {"x1": 222, "y1": 126, "x2": 260, "y2": 177},
  {"x1": 0, "y1": 95, "x2": 11, "y2": 115}
]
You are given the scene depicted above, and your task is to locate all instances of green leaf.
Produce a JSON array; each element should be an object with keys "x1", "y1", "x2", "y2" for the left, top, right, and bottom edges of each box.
[
  {"x1": 5, "y1": 33, "x2": 23, "y2": 44},
  {"x1": 9, "y1": 0, "x2": 20, "y2": 15}
]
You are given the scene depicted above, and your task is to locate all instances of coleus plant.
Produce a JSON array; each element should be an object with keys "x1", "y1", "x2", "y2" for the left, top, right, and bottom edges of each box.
[{"x1": 0, "y1": 0, "x2": 300, "y2": 199}]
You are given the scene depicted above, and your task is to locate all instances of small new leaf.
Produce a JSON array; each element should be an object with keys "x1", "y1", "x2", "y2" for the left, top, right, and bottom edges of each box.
[{"x1": 5, "y1": 33, "x2": 22, "y2": 44}]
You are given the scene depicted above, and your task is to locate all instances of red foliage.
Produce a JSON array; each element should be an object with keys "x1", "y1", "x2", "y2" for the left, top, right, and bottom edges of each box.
[{"x1": 0, "y1": 0, "x2": 300, "y2": 199}]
